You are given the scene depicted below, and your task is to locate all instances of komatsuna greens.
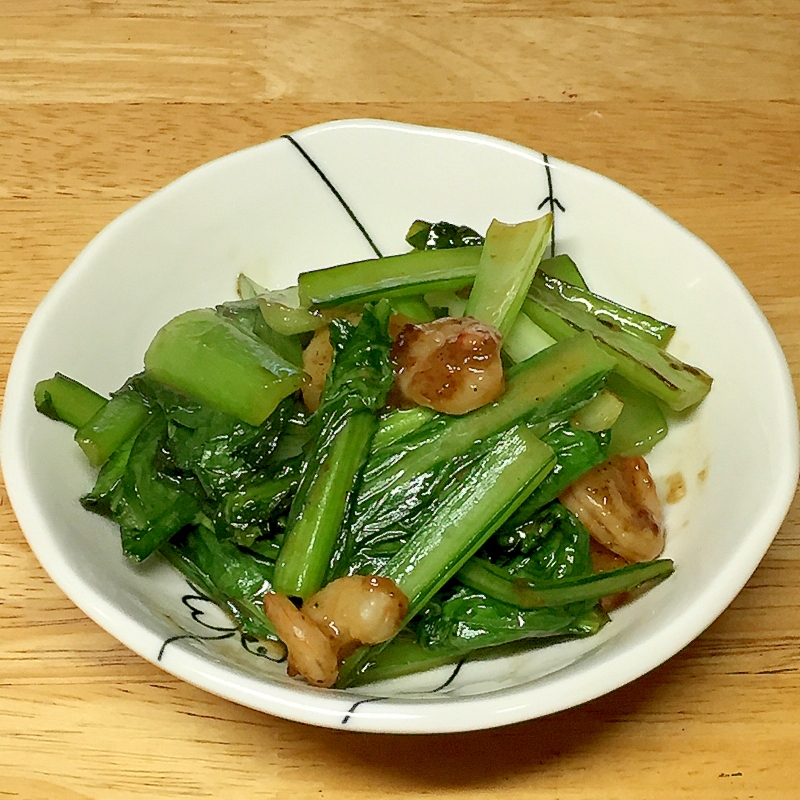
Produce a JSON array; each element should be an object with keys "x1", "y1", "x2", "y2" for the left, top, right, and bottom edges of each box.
[{"x1": 34, "y1": 213, "x2": 710, "y2": 688}]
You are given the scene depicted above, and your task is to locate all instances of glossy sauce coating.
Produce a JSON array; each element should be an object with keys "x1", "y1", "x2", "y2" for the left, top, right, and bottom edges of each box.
[
  {"x1": 391, "y1": 316, "x2": 505, "y2": 415},
  {"x1": 560, "y1": 455, "x2": 664, "y2": 563},
  {"x1": 263, "y1": 575, "x2": 408, "y2": 687}
]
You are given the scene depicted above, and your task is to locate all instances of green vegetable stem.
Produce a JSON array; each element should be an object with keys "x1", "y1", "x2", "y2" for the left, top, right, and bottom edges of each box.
[
  {"x1": 272, "y1": 301, "x2": 394, "y2": 599},
  {"x1": 34, "y1": 373, "x2": 107, "y2": 429},
  {"x1": 298, "y1": 247, "x2": 482, "y2": 307},
  {"x1": 74, "y1": 389, "x2": 150, "y2": 468},
  {"x1": 350, "y1": 331, "x2": 616, "y2": 547},
  {"x1": 465, "y1": 214, "x2": 552, "y2": 338},
  {"x1": 144, "y1": 308, "x2": 303, "y2": 426},
  {"x1": 458, "y1": 556, "x2": 675, "y2": 609},
  {"x1": 338, "y1": 424, "x2": 556, "y2": 687},
  {"x1": 527, "y1": 273, "x2": 710, "y2": 410}
]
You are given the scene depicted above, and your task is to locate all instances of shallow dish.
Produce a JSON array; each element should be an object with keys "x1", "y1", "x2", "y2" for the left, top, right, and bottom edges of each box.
[{"x1": 1, "y1": 119, "x2": 797, "y2": 733}]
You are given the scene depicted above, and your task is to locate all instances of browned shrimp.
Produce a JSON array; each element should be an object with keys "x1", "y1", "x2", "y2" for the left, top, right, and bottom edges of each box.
[
  {"x1": 560, "y1": 456, "x2": 664, "y2": 563},
  {"x1": 391, "y1": 316, "x2": 505, "y2": 415},
  {"x1": 262, "y1": 592, "x2": 339, "y2": 688},
  {"x1": 303, "y1": 312, "x2": 395, "y2": 412},
  {"x1": 304, "y1": 575, "x2": 408, "y2": 660},
  {"x1": 263, "y1": 576, "x2": 408, "y2": 687},
  {"x1": 301, "y1": 326, "x2": 332, "y2": 412}
]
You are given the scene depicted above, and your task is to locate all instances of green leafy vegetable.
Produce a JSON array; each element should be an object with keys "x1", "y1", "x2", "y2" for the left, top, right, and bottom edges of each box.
[
  {"x1": 34, "y1": 215, "x2": 698, "y2": 689},
  {"x1": 606, "y1": 373, "x2": 668, "y2": 457},
  {"x1": 83, "y1": 411, "x2": 200, "y2": 561},
  {"x1": 528, "y1": 273, "x2": 710, "y2": 410},
  {"x1": 74, "y1": 388, "x2": 150, "y2": 468},
  {"x1": 298, "y1": 247, "x2": 482, "y2": 307},
  {"x1": 144, "y1": 308, "x2": 303, "y2": 425},
  {"x1": 465, "y1": 215, "x2": 553, "y2": 337},
  {"x1": 338, "y1": 425, "x2": 556, "y2": 687},
  {"x1": 350, "y1": 332, "x2": 614, "y2": 553},
  {"x1": 162, "y1": 523, "x2": 280, "y2": 641},
  {"x1": 34, "y1": 373, "x2": 107, "y2": 429},
  {"x1": 405, "y1": 220, "x2": 485, "y2": 251},
  {"x1": 458, "y1": 555, "x2": 675, "y2": 609},
  {"x1": 272, "y1": 301, "x2": 395, "y2": 598}
]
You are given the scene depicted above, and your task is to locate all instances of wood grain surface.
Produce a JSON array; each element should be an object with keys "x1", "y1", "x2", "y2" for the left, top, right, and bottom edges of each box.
[{"x1": 1, "y1": 2, "x2": 799, "y2": 798}]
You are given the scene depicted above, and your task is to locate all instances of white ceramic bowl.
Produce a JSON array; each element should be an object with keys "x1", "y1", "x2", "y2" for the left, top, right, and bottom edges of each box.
[{"x1": 2, "y1": 120, "x2": 797, "y2": 733}]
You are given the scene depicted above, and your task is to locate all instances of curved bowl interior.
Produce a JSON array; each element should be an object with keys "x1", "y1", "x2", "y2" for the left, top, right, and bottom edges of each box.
[{"x1": 1, "y1": 119, "x2": 797, "y2": 733}]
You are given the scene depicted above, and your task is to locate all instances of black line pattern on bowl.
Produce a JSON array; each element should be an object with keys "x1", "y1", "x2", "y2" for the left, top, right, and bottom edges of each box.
[
  {"x1": 431, "y1": 658, "x2": 468, "y2": 693},
  {"x1": 341, "y1": 696, "x2": 388, "y2": 725},
  {"x1": 157, "y1": 583, "x2": 287, "y2": 664},
  {"x1": 282, "y1": 135, "x2": 384, "y2": 258},
  {"x1": 537, "y1": 153, "x2": 565, "y2": 257}
]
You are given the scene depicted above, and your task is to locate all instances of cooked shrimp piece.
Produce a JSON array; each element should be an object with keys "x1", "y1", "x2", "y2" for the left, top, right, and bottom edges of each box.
[
  {"x1": 301, "y1": 312, "x2": 375, "y2": 412},
  {"x1": 301, "y1": 326, "x2": 333, "y2": 413},
  {"x1": 590, "y1": 538, "x2": 629, "y2": 573},
  {"x1": 262, "y1": 592, "x2": 339, "y2": 688},
  {"x1": 560, "y1": 456, "x2": 664, "y2": 562},
  {"x1": 263, "y1": 576, "x2": 408, "y2": 687},
  {"x1": 304, "y1": 575, "x2": 408, "y2": 660},
  {"x1": 391, "y1": 316, "x2": 505, "y2": 415}
]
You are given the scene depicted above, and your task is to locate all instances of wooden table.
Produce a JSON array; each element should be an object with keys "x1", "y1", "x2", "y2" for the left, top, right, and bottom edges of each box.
[{"x1": 1, "y1": 2, "x2": 799, "y2": 797}]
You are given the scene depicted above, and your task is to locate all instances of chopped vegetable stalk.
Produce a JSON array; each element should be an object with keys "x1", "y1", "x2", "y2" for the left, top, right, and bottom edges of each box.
[
  {"x1": 503, "y1": 308, "x2": 557, "y2": 363},
  {"x1": 297, "y1": 246, "x2": 482, "y2": 307},
  {"x1": 371, "y1": 407, "x2": 437, "y2": 452},
  {"x1": 531, "y1": 271, "x2": 676, "y2": 348},
  {"x1": 529, "y1": 274, "x2": 712, "y2": 410},
  {"x1": 144, "y1": 308, "x2": 303, "y2": 426},
  {"x1": 338, "y1": 425, "x2": 556, "y2": 687},
  {"x1": 258, "y1": 298, "x2": 327, "y2": 336},
  {"x1": 74, "y1": 389, "x2": 150, "y2": 467},
  {"x1": 606, "y1": 373, "x2": 668, "y2": 457},
  {"x1": 465, "y1": 214, "x2": 553, "y2": 338},
  {"x1": 522, "y1": 296, "x2": 575, "y2": 341},
  {"x1": 570, "y1": 389, "x2": 624, "y2": 432},
  {"x1": 381, "y1": 426, "x2": 555, "y2": 618},
  {"x1": 34, "y1": 373, "x2": 107, "y2": 429},
  {"x1": 272, "y1": 302, "x2": 394, "y2": 598},
  {"x1": 457, "y1": 556, "x2": 675, "y2": 608},
  {"x1": 538, "y1": 254, "x2": 588, "y2": 289},
  {"x1": 273, "y1": 413, "x2": 377, "y2": 598}
]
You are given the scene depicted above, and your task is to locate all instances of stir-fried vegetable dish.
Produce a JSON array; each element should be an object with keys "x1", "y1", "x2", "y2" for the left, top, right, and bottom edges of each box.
[{"x1": 34, "y1": 214, "x2": 712, "y2": 688}]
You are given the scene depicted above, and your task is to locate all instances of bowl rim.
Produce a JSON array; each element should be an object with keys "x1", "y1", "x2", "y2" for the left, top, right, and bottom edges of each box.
[{"x1": 2, "y1": 117, "x2": 798, "y2": 733}]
